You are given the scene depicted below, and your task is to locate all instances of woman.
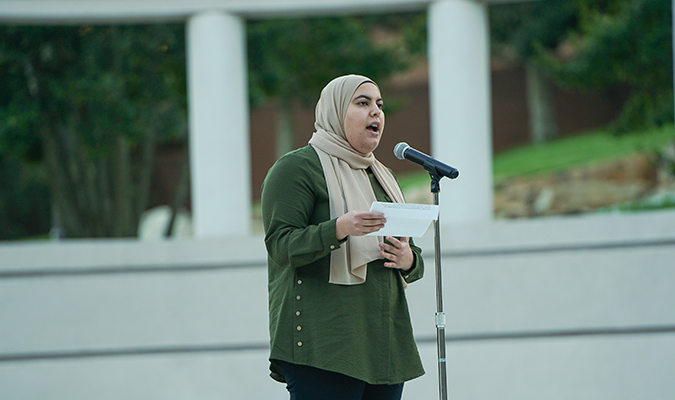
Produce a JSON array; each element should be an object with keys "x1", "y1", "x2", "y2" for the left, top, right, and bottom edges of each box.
[{"x1": 262, "y1": 74, "x2": 425, "y2": 400}]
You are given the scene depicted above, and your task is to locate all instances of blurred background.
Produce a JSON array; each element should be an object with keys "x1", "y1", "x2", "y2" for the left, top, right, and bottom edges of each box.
[
  {"x1": 1, "y1": 0, "x2": 675, "y2": 399},
  {"x1": 1, "y1": 0, "x2": 673, "y2": 240}
]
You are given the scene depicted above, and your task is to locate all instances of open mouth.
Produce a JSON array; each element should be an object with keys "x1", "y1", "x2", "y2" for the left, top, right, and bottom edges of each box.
[{"x1": 367, "y1": 123, "x2": 380, "y2": 134}]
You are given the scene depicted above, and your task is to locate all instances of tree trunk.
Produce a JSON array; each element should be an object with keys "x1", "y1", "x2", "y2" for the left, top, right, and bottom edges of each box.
[
  {"x1": 41, "y1": 125, "x2": 145, "y2": 238},
  {"x1": 136, "y1": 127, "x2": 159, "y2": 232},
  {"x1": 112, "y1": 135, "x2": 135, "y2": 237},
  {"x1": 276, "y1": 99, "x2": 295, "y2": 159},
  {"x1": 39, "y1": 125, "x2": 84, "y2": 238},
  {"x1": 165, "y1": 145, "x2": 190, "y2": 238},
  {"x1": 525, "y1": 62, "x2": 559, "y2": 144}
]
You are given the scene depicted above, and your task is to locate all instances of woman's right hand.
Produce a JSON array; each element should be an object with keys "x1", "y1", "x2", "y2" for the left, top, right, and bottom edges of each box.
[{"x1": 336, "y1": 210, "x2": 386, "y2": 240}]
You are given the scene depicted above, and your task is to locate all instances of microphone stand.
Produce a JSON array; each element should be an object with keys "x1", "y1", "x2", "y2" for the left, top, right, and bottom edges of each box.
[
  {"x1": 393, "y1": 142, "x2": 457, "y2": 400},
  {"x1": 429, "y1": 171, "x2": 448, "y2": 400}
]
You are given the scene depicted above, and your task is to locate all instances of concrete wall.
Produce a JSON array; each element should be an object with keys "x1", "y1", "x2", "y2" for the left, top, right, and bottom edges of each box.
[{"x1": 2, "y1": 210, "x2": 674, "y2": 399}]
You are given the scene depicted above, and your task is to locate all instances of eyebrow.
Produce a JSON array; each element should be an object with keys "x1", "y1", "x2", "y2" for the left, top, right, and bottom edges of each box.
[{"x1": 354, "y1": 94, "x2": 383, "y2": 103}]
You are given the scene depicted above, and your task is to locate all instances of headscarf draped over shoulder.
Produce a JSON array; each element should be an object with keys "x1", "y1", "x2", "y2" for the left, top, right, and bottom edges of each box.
[{"x1": 309, "y1": 74, "x2": 405, "y2": 285}]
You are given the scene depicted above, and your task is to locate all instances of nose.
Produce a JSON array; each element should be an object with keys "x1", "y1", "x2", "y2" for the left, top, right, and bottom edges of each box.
[{"x1": 371, "y1": 104, "x2": 381, "y2": 116}]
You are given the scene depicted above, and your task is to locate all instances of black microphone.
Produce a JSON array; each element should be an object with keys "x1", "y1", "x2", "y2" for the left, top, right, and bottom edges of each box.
[{"x1": 394, "y1": 142, "x2": 459, "y2": 179}]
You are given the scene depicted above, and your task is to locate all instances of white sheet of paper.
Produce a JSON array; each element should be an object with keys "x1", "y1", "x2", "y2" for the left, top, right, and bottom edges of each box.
[{"x1": 367, "y1": 202, "x2": 439, "y2": 237}]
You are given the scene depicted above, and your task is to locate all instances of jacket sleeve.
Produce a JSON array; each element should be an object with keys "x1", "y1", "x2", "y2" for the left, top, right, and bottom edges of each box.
[{"x1": 261, "y1": 152, "x2": 343, "y2": 269}]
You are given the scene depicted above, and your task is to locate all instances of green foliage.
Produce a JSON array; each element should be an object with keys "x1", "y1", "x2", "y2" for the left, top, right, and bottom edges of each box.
[
  {"x1": 491, "y1": 0, "x2": 674, "y2": 134},
  {"x1": 490, "y1": 1, "x2": 579, "y2": 145},
  {"x1": 541, "y1": 0, "x2": 674, "y2": 133},
  {"x1": 0, "y1": 24, "x2": 187, "y2": 238},
  {"x1": 0, "y1": 24, "x2": 186, "y2": 157},
  {"x1": 246, "y1": 13, "x2": 423, "y2": 108},
  {"x1": 366, "y1": 12, "x2": 428, "y2": 57},
  {"x1": 490, "y1": 0, "x2": 578, "y2": 59}
]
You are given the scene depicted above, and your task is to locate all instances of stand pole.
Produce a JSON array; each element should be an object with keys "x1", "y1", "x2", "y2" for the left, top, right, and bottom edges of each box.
[{"x1": 430, "y1": 174, "x2": 447, "y2": 400}]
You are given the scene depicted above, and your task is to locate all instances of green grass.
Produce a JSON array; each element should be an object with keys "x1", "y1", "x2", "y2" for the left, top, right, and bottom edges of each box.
[
  {"x1": 396, "y1": 169, "x2": 432, "y2": 193},
  {"x1": 396, "y1": 124, "x2": 674, "y2": 190},
  {"x1": 492, "y1": 124, "x2": 674, "y2": 183}
]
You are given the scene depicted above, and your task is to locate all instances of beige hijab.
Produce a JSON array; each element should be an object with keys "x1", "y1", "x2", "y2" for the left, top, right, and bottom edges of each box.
[{"x1": 309, "y1": 74, "x2": 405, "y2": 285}]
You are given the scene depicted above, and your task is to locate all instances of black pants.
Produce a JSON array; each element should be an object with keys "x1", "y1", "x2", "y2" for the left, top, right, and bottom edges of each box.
[{"x1": 279, "y1": 361, "x2": 404, "y2": 400}]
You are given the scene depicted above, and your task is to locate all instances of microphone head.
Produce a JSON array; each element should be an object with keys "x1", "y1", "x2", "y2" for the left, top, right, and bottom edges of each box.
[{"x1": 393, "y1": 142, "x2": 409, "y2": 160}]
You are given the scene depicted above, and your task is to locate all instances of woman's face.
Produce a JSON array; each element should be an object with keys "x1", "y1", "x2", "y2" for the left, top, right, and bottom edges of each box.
[{"x1": 343, "y1": 82, "x2": 385, "y2": 154}]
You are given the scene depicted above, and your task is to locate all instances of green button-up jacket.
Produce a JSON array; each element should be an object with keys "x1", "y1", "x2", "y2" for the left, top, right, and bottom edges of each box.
[{"x1": 262, "y1": 145, "x2": 425, "y2": 385}]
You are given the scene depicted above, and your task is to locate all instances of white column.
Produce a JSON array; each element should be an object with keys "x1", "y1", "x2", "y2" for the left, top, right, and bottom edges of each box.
[
  {"x1": 186, "y1": 11, "x2": 251, "y2": 237},
  {"x1": 428, "y1": 0, "x2": 493, "y2": 226}
]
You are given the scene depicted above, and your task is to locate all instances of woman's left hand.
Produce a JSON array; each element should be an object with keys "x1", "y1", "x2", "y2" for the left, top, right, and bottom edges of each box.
[{"x1": 379, "y1": 236, "x2": 414, "y2": 271}]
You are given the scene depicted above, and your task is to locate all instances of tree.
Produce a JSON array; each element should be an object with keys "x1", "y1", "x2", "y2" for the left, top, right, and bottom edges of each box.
[
  {"x1": 0, "y1": 154, "x2": 51, "y2": 240},
  {"x1": 541, "y1": 0, "x2": 673, "y2": 133},
  {"x1": 246, "y1": 13, "x2": 423, "y2": 158},
  {"x1": 1, "y1": 14, "x2": 424, "y2": 239},
  {"x1": 490, "y1": 0, "x2": 579, "y2": 144},
  {"x1": 0, "y1": 24, "x2": 187, "y2": 238}
]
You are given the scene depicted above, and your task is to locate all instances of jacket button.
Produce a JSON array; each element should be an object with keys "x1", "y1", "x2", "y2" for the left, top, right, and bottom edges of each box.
[
  {"x1": 330, "y1": 245, "x2": 335, "y2": 250},
  {"x1": 297, "y1": 279, "x2": 303, "y2": 285},
  {"x1": 296, "y1": 295, "x2": 301, "y2": 300},
  {"x1": 297, "y1": 341, "x2": 303, "y2": 347},
  {"x1": 296, "y1": 311, "x2": 301, "y2": 316}
]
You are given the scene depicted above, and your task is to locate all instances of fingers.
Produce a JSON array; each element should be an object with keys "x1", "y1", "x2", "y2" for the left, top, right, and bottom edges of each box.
[
  {"x1": 379, "y1": 236, "x2": 413, "y2": 271},
  {"x1": 379, "y1": 236, "x2": 407, "y2": 252},
  {"x1": 359, "y1": 212, "x2": 387, "y2": 229},
  {"x1": 353, "y1": 212, "x2": 385, "y2": 235},
  {"x1": 336, "y1": 211, "x2": 386, "y2": 239},
  {"x1": 382, "y1": 236, "x2": 408, "y2": 247}
]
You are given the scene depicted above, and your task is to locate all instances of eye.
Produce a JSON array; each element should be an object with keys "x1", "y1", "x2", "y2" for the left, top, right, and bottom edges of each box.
[{"x1": 377, "y1": 102, "x2": 384, "y2": 110}]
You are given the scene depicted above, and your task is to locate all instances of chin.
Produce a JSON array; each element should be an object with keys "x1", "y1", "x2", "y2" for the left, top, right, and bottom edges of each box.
[
  {"x1": 358, "y1": 145, "x2": 379, "y2": 154},
  {"x1": 363, "y1": 140, "x2": 381, "y2": 154}
]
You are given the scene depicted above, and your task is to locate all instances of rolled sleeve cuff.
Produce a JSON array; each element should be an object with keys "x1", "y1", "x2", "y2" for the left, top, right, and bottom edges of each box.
[
  {"x1": 401, "y1": 252, "x2": 423, "y2": 284},
  {"x1": 321, "y1": 218, "x2": 345, "y2": 252}
]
